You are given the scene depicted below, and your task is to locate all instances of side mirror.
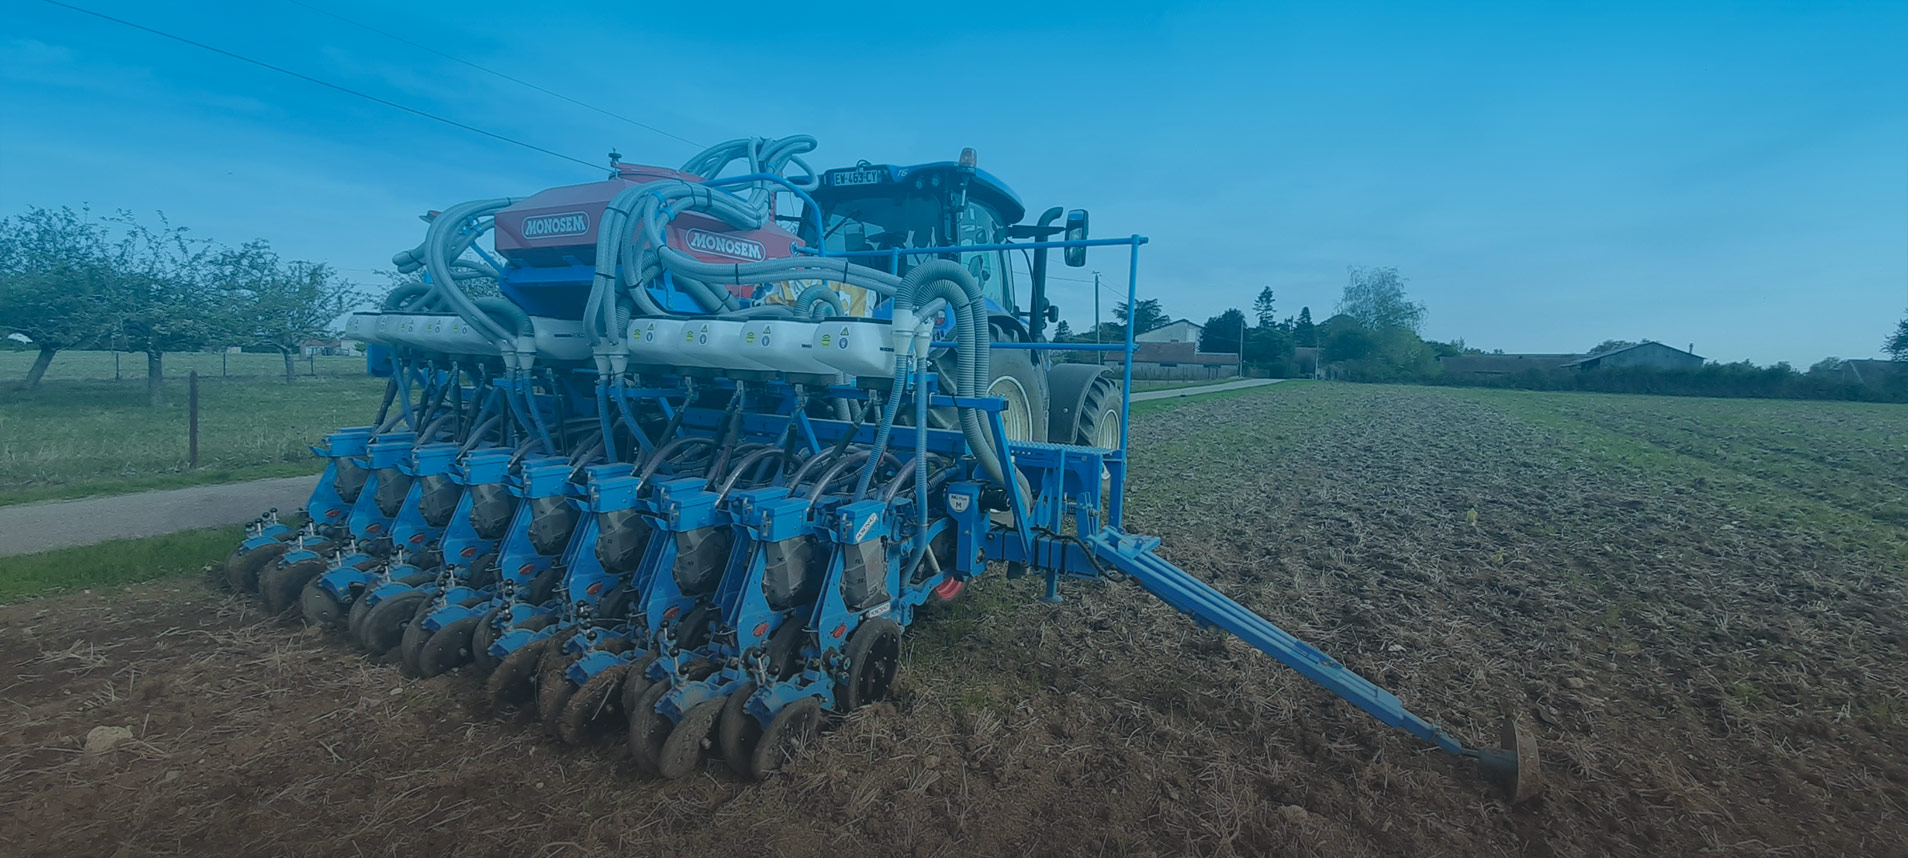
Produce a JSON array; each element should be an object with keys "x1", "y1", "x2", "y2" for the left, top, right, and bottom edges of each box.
[{"x1": 1063, "y1": 209, "x2": 1089, "y2": 267}]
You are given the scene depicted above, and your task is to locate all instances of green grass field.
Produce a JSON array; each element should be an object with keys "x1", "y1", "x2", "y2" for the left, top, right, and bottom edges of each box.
[
  {"x1": 0, "y1": 348, "x2": 365, "y2": 382},
  {"x1": 0, "y1": 374, "x2": 386, "y2": 505}
]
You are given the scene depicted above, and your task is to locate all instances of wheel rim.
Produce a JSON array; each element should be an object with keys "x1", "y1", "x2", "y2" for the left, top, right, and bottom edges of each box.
[
  {"x1": 852, "y1": 632, "x2": 900, "y2": 706},
  {"x1": 1092, "y1": 406, "x2": 1122, "y2": 449},
  {"x1": 988, "y1": 375, "x2": 1035, "y2": 441}
]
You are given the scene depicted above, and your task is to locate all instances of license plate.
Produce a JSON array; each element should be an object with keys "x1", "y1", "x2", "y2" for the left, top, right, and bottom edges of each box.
[{"x1": 831, "y1": 168, "x2": 885, "y2": 187}]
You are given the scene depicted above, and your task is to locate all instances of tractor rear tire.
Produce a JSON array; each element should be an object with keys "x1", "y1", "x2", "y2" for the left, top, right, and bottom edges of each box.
[
  {"x1": 1046, "y1": 364, "x2": 1123, "y2": 448},
  {"x1": 985, "y1": 348, "x2": 1049, "y2": 443}
]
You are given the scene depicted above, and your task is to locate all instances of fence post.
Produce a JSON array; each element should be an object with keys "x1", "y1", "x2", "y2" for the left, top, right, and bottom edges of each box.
[
  {"x1": 188, "y1": 370, "x2": 200, "y2": 470},
  {"x1": 114, "y1": 350, "x2": 121, "y2": 381},
  {"x1": 308, "y1": 354, "x2": 315, "y2": 376},
  {"x1": 222, "y1": 350, "x2": 228, "y2": 377}
]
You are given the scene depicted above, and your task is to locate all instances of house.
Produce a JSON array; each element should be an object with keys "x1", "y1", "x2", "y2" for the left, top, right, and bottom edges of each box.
[
  {"x1": 1134, "y1": 319, "x2": 1203, "y2": 344},
  {"x1": 1107, "y1": 341, "x2": 1239, "y2": 380},
  {"x1": 301, "y1": 338, "x2": 360, "y2": 357},
  {"x1": 1439, "y1": 353, "x2": 1583, "y2": 378},
  {"x1": 1561, "y1": 342, "x2": 1704, "y2": 371}
]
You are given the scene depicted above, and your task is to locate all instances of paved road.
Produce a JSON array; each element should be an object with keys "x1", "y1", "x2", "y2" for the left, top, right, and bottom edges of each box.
[
  {"x1": 1129, "y1": 377, "x2": 1283, "y2": 402},
  {"x1": 0, "y1": 475, "x2": 320, "y2": 558},
  {"x1": 0, "y1": 379, "x2": 1288, "y2": 558}
]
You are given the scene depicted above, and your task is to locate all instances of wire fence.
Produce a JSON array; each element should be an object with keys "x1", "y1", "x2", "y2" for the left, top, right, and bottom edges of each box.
[{"x1": 0, "y1": 349, "x2": 367, "y2": 383}]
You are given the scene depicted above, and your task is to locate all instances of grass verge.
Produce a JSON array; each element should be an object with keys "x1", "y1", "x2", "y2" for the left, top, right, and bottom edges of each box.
[
  {"x1": 0, "y1": 525, "x2": 240, "y2": 604},
  {"x1": 0, "y1": 375, "x2": 381, "y2": 506}
]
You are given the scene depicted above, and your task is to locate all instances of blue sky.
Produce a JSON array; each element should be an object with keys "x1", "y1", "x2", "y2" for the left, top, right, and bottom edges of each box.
[{"x1": 3, "y1": 0, "x2": 1904, "y2": 365}]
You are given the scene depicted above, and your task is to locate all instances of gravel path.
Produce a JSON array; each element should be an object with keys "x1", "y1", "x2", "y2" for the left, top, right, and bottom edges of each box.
[{"x1": 0, "y1": 475, "x2": 320, "y2": 557}]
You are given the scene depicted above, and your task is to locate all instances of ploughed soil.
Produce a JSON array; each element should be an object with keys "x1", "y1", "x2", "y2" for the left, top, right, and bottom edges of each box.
[{"x1": 4, "y1": 384, "x2": 1906, "y2": 857}]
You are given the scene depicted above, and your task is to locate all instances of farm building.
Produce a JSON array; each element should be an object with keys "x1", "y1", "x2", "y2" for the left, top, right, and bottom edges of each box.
[
  {"x1": 1561, "y1": 341, "x2": 1704, "y2": 371},
  {"x1": 1439, "y1": 353, "x2": 1582, "y2": 378},
  {"x1": 1106, "y1": 341, "x2": 1239, "y2": 380},
  {"x1": 1837, "y1": 359, "x2": 1904, "y2": 388},
  {"x1": 1134, "y1": 319, "x2": 1203, "y2": 344}
]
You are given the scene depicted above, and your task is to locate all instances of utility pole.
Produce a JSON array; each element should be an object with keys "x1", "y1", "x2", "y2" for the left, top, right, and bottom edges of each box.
[{"x1": 1092, "y1": 271, "x2": 1102, "y2": 345}]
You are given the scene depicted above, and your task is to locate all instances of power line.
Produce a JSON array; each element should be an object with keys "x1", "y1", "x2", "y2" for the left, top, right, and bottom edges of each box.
[
  {"x1": 38, "y1": 0, "x2": 605, "y2": 174},
  {"x1": 280, "y1": 0, "x2": 703, "y2": 150}
]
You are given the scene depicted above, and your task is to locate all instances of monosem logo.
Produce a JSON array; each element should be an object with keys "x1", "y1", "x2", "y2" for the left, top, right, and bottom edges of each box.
[
  {"x1": 686, "y1": 228, "x2": 765, "y2": 262},
  {"x1": 520, "y1": 211, "x2": 589, "y2": 239}
]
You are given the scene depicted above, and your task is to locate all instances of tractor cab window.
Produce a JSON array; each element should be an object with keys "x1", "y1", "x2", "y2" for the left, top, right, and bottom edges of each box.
[
  {"x1": 815, "y1": 193, "x2": 940, "y2": 276},
  {"x1": 956, "y1": 198, "x2": 1013, "y2": 311}
]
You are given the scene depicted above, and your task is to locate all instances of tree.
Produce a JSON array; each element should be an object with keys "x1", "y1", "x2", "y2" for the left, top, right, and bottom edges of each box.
[
  {"x1": 1198, "y1": 308, "x2": 1246, "y2": 355},
  {"x1": 1251, "y1": 287, "x2": 1277, "y2": 330},
  {"x1": 1113, "y1": 298, "x2": 1166, "y2": 336},
  {"x1": 1588, "y1": 339, "x2": 1638, "y2": 356},
  {"x1": 105, "y1": 212, "x2": 224, "y2": 407},
  {"x1": 1886, "y1": 317, "x2": 1908, "y2": 362},
  {"x1": 1807, "y1": 357, "x2": 1846, "y2": 376},
  {"x1": 1245, "y1": 324, "x2": 1295, "y2": 376},
  {"x1": 1292, "y1": 306, "x2": 1316, "y2": 347},
  {"x1": 1335, "y1": 266, "x2": 1425, "y2": 334},
  {"x1": 216, "y1": 241, "x2": 359, "y2": 382},
  {"x1": 0, "y1": 207, "x2": 118, "y2": 390},
  {"x1": 1053, "y1": 319, "x2": 1073, "y2": 341}
]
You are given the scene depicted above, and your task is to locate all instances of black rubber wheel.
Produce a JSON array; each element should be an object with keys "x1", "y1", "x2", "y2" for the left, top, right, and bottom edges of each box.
[
  {"x1": 535, "y1": 648, "x2": 581, "y2": 734},
  {"x1": 1045, "y1": 364, "x2": 1123, "y2": 447},
  {"x1": 397, "y1": 599, "x2": 435, "y2": 676},
  {"x1": 748, "y1": 696, "x2": 821, "y2": 780},
  {"x1": 418, "y1": 616, "x2": 480, "y2": 678},
  {"x1": 985, "y1": 347, "x2": 1050, "y2": 443},
  {"x1": 1073, "y1": 376, "x2": 1123, "y2": 449},
  {"x1": 619, "y1": 651, "x2": 660, "y2": 727},
  {"x1": 299, "y1": 581, "x2": 347, "y2": 628},
  {"x1": 469, "y1": 607, "x2": 504, "y2": 675},
  {"x1": 346, "y1": 590, "x2": 377, "y2": 646},
  {"x1": 717, "y1": 680, "x2": 762, "y2": 777},
  {"x1": 557, "y1": 661, "x2": 631, "y2": 745},
  {"x1": 838, "y1": 618, "x2": 903, "y2": 710},
  {"x1": 627, "y1": 680, "x2": 673, "y2": 776},
  {"x1": 485, "y1": 637, "x2": 551, "y2": 708},
  {"x1": 359, "y1": 590, "x2": 428, "y2": 655},
  {"x1": 226, "y1": 543, "x2": 289, "y2": 594},
  {"x1": 262, "y1": 557, "x2": 326, "y2": 616},
  {"x1": 659, "y1": 698, "x2": 723, "y2": 779}
]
